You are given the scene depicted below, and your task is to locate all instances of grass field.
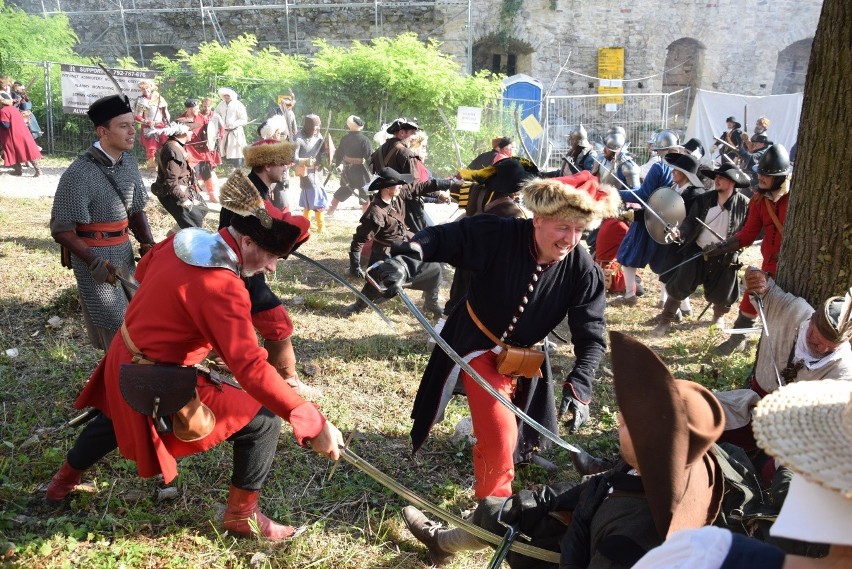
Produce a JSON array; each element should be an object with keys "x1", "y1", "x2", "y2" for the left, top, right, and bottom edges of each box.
[{"x1": 0, "y1": 192, "x2": 758, "y2": 568}]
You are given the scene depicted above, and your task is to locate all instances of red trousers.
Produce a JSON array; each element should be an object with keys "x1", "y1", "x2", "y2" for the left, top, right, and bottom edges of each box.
[{"x1": 460, "y1": 350, "x2": 518, "y2": 498}]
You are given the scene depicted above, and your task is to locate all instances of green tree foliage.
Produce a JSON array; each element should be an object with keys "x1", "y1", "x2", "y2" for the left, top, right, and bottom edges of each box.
[
  {"x1": 0, "y1": 0, "x2": 86, "y2": 109},
  {"x1": 149, "y1": 33, "x2": 505, "y2": 176},
  {"x1": 305, "y1": 34, "x2": 505, "y2": 175}
]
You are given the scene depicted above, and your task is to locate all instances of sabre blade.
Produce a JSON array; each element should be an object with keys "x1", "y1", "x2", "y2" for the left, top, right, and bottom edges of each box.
[
  {"x1": 395, "y1": 288, "x2": 580, "y2": 454},
  {"x1": 338, "y1": 447, "x2": 560, "y2": 563}
]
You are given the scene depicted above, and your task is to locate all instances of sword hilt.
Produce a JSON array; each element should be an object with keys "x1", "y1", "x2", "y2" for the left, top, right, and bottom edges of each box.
[{"x1": 365, "y1": 261, "x2": 387, "y2": 292}]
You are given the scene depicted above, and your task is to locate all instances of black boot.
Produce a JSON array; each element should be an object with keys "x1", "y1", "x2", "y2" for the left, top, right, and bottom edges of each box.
[
  {"x1": 714, "y1": 312, "x2": 755, "y2": 355},
  {"x1": 422, "y1": 287, "x2": 442, "y2": 319},
  {"x1": 343, "y1": 297, "x2": 368, "y2": 316}
]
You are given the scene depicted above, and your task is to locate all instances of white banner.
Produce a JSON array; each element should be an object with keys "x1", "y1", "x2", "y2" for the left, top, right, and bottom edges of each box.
[
  {"x1": 456, "y1": 106, "x2": 482, "y2": 132},
  {"x1": 60, "y1": 64, "x2": 156, "y2": 115}
]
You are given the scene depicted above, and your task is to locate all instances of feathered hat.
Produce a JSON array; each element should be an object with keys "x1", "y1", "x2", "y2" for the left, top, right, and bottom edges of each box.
[
  {"x1": 220, "y1": 170, "x2": 309, "y2": 257},
  {"x1": 458, "y1": 157, "x2": 538, "y2": 196},
  {"x1": 162, "y1": 122, "x2": 192, "y2": 138},
  {"x1": 522, "y1": 170, "x2": 620, "y2": 229},
  {"x1": 243, "y1": 139, "x2": 297, "y2": 169},
  {"x1": 346, "y1": 115, "x2": 365, "y2": 131}
]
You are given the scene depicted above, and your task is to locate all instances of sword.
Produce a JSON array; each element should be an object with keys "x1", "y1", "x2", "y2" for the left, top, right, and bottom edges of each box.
[
  {"x1": 338, "y1": 446, "x2": 560, "y2": 563},
  {"x1": 291, "y1": 251, "x2": 397, "y2": 333},
  {"x1": 752, "y1": 294, "x2": 785, "y2": 389},
  {"x1": 367, "y1": 267, "x2": 580, "y2": 454},
  {"x1": 720, "y1": 327, "x2": 762, "y2": 335},
  {"x1": 696, "y1": 218, "x2": 726, "y2": 241},
  {"x1": 590, "y1": 155, "x2": 682, "y2": 244},
  {"x1": 657, "y1": 250, "x2": 705, "y2": 278},
  {"x1": 714, "y1": 136, "x2": 738, "y2": 153}
]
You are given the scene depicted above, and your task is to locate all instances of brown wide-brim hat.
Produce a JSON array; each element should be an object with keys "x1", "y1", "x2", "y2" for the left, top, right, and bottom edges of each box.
[
  {"x1": 700, "y1": 163, "x2": 751, "y2": 188},
  {"x1": 610, "y1": 331, "x2": 726, "y2": 538}
]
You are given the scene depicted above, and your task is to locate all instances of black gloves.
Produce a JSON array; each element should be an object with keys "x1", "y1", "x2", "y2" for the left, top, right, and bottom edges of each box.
[
  {"x1": 376, "y1": 258, "x2": 408, "y2": 296},
  {"x1": 558, "y1": 393, "x2": 590, "y2": 434},
  {"x1": 702, "y1": 236, "x2": 739, "y2": 257},
  {"x1": 348, "y1": 251, "x2": 364, "y2": 279}
]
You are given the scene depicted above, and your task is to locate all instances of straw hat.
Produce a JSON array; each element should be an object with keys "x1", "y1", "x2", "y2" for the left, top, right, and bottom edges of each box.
[{"x1": 753, "y1": 379, "x2": 852, "y2": 499}]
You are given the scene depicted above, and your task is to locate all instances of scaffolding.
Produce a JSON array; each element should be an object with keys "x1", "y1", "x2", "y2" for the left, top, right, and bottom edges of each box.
[{"x1": 36, "y1": 0, "x2": 474, "y2": 73}]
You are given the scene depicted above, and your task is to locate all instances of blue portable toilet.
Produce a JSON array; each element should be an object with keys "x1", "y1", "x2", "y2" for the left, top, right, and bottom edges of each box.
[{"x1": 503, "y1": 74, "x2": 543, "y2": 158}]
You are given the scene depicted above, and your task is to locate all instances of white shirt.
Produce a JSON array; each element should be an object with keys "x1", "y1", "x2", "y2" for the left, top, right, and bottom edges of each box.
[{"x1": 695, "y1": 202, "x2": 731, "y2": 249}]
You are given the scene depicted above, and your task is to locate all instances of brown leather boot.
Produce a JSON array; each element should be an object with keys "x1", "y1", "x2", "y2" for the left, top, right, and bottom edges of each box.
[
  {"x1": 222, "y1": 484, "x2": 296, "y2": 540},
  {"x1": 402, "y1": 506, "x2": 488, "y2": 566},
  {"x1": 651, "y1": 297, "x2": 682, "y2": 337},
  {"x1": 45, "y1": 461, "x2": 86, "y2": 504},
  {"x1": 31, "y1": 160, "x2": 42, "y2": 177},
  {"x1": 11, "y1": 162, "x2": 23, "y2": 176}
]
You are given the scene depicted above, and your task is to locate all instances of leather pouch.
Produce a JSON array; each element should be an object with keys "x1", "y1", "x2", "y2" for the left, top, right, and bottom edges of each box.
[
  {"x1": 495, "y1": 346, "x2": 545, "y2": 378},
  {"x1": 119, "y1": 363, "x2": 215, "y2": 441}
]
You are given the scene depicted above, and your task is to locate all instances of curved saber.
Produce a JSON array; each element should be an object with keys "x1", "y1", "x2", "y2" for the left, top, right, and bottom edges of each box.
[
  {"x1": 592, "y1": 155, "x2": 681, "y2": 244},
  {"x1": 291, "y1": 251, "x2": 397, "y2": 333},
  {"x1": 381, "y1": 278, "x2": 580, "y2": 454},
  {"x1": 339, "y1": 447, "x2": 561, "y2": 563}
]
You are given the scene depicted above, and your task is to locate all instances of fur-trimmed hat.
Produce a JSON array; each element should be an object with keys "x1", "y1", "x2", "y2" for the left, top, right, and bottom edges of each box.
[
  {"x1": 220, "y1": 170, "x2": 309, "y2": 257},
  {"x1": 346, "y1": 115, "x2": 365, "y2": 131},
  {"x1": 259, "y1": 114, "x2": 288, "y2": 140},
  {"x1": 87, "y1": 94, "x2": 133, "y2": 127},
  {"x1": 611, "y1": 331, "x2": 726, "y2": 538},
  {"x1": 522, "y1": 170, "x2": 620, "y2": 229},
  {"x1": 458, "y1": 157, "x2": 538, "y2": 196},
  {"x1": 217, "y1": 87, "x2": 238, "y2": 100},
  {"x1": 243, "y1": 139, "x2": 297, "y2": 169}
]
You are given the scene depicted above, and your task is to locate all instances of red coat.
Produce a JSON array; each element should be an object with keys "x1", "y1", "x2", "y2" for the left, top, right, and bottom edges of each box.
[
  {"x1": 177, "y1": 110, "x2": 221, "y2": 167},
  {"x1": 74, "y1": 228, "x2": 324, "y2": 483},
  {"x1": 595, "y1": 217, "x2": 629, "y2": 293},
  {"x1": 0, "y1": 104, "x2": 41, "y2": 166},
  {"x1": 734, "y1": 190, "x2": 789, "y2": 276}
]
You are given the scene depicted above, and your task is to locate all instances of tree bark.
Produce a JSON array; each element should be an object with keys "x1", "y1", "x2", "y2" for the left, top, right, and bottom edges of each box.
[{"x1": 776, "y1": 0, "x2": 851, "y2": 308}]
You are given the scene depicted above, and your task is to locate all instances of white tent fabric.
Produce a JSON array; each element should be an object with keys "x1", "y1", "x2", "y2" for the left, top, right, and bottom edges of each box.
[{"x1": 685, "y1": 89, "x2": 804, "y2": 161}]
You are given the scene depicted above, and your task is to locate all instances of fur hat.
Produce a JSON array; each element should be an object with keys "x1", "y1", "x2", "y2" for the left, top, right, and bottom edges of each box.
[
  {"x1": 459, "y1": 157, "x2": 538, "y2": 196},
  {"x1": 87, "y1": 94, "x2": 133, "y2": 127},
  {"x1": 217, "y1": 87, "x2": 238, "y2": 100},
  {"x1": 259, "y1": 115, "x2": 288, "y2": 141},
  {"x1": 610, "y1": 331, "x2": 726, "y2": 538},
  {"x1": 522, "y1": 170, "x2": 620, "y2": 229},
  {"x1": 346, "y1": 115, "x2": 365, "y2": 131},
  {"x1": 243, "y1": 139, "x2": 297, "y2": 169},
  {"x1": 221, "y1": 170, "x2": 310, "y2": 257}
]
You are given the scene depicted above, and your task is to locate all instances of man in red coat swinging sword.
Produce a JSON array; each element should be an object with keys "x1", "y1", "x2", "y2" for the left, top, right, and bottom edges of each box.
[{"x1": 44, "y1": 179, "x2": 344, "y2": 541}]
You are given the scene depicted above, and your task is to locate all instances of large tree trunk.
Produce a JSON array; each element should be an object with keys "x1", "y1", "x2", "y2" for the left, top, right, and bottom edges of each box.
[{"x1": 776, "y1": 0, "x2": 851, "y2": 307}]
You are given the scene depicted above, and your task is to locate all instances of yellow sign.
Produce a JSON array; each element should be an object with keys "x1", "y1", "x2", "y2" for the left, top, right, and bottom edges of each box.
[
  {"x1": 520, "y1": 114, "x2": 543, "y2": 139},
  {"x1": 598, "y1": 47, "x2": 624, "y2": 105}
]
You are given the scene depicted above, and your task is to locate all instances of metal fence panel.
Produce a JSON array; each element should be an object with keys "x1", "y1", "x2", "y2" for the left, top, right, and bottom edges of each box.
[{"x1": 541, "y1": 90, "x2": 690, "y2": 169}]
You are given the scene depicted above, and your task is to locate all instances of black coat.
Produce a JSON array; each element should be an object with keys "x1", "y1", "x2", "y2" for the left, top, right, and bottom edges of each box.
[{"x1": 409, "y1": 216, "x2": 607, "y2": 453}]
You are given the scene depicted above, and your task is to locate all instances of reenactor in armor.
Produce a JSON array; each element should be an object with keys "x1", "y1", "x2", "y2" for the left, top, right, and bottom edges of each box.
[
  {"x1": 593, "y1": 128, "x2": 640, "y2": 190},
  {"x1": 563, "y1": 124, "x2": 596, "y2": 174}
]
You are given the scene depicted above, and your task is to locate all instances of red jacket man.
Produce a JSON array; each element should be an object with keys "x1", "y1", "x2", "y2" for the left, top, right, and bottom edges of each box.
[{"x1": 45, "y1": 183, "x2": 344, "y2": 541}]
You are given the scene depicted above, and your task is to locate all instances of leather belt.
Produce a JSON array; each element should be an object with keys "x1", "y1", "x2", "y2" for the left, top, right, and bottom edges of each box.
[
  {"x1": 77, "y1": 228, "x2": 129, "y2": 239},
  {"x1": 343, "y1": 156, "x2": 365, "y2": 165},
  {"x1": 76, "y1": 220, "x2": 130, "y2": 246}
]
